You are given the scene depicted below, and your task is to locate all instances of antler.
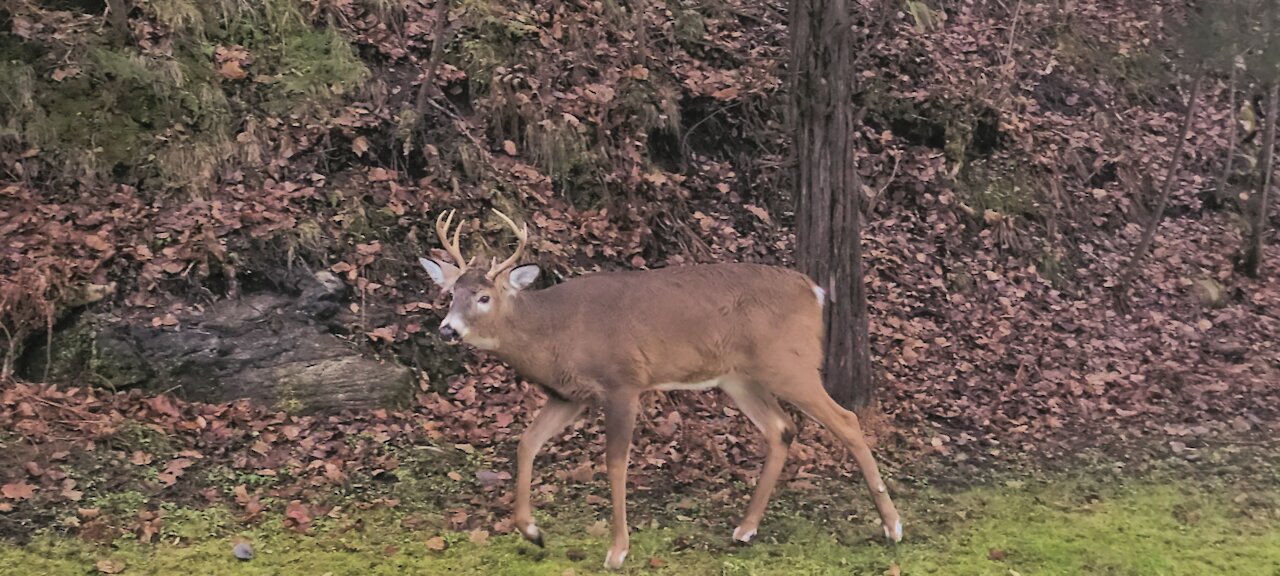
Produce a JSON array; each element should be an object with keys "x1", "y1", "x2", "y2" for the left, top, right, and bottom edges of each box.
[
  {"x1": 485, "y1": 208, "x2": 529, "y2": 281},
  {"x1": 435, "y1": 209, "x2": 469, "y2": 270}
]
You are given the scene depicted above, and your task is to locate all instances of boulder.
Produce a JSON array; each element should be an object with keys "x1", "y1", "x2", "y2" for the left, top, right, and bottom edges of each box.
[{"x1": 21, "y1": 272, "x2": 414, "y2": 413}]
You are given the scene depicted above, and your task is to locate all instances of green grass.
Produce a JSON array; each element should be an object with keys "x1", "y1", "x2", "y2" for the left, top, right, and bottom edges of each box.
[{"x1": 4, "y1": 475, "x2": 1278, "y2": 575}]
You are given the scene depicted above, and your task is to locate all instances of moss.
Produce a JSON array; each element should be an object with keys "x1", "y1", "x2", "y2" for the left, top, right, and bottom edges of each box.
[
  {"x1": 449, "y1": 0, "x2": 539, "y2": 94},
  {"x1": 106, "y1": 421, "x2": 179, "y2": 458},
  {"x1": 671, "y1": 1, "x2": 708, "y2": 46},
  {"x1": 4, "y1": 475, "x2": 1277, "y2": 575},
  {"x1": 258, "y1": 27, "x2": 369, "y2": 115},
  {"x1": 617, "y1": 77, "x2": 682, "y2": 136},
  {"x1": 959, "y1": 164, "x2": 1039, "y2": 218},
  {"x1": 905, "y1": 0, "x2": 945, "y2": 33},
  {"x1": 2, "y1": 0, "x2": 366, "y2": 193},
  {"x1": 88, "y1": 491, "x2": 149, "y2": 518},
  {"x1": 148, "y1": 0, "x2": 207, "y2": 36},
  {"x1": 1056, "y1": 29, "x2": 1166, "y2": 100},
  {"x1": 19, "y1": 314, "x2": 149, "y2": 390},
  {"x1": 1035, "y1": 247, "x2": 1074, "y2": 289}
]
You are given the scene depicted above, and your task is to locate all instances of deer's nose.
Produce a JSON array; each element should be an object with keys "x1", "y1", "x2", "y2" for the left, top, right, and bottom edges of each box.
[{"x1": 438, "y1": 323, "x2": 459, "y2": 342}]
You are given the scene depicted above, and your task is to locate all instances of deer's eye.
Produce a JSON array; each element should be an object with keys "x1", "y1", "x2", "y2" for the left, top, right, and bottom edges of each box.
[{"x1": 478, "y1": 295, "x2": 491, "y2": 304}]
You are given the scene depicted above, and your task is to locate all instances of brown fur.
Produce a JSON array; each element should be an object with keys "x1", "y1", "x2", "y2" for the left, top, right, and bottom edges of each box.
[{"x1": 454, "y1": 263, "x2": 824, "y2": 403}]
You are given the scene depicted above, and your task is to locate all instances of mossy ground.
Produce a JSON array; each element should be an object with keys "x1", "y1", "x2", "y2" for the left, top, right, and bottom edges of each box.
[{"x1": 5, "y1": 470, "x2": 1278, "y2": 575}]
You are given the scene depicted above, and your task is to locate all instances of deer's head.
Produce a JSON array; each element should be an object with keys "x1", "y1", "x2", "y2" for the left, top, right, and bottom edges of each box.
[{"x1": 419, "y1": 209, "x2": 539, "y2": 350}]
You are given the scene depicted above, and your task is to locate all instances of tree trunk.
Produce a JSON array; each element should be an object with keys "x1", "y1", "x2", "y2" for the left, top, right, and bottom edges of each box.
[
  {"x1": 790, "y1": 0, "x2": 872, "y2": 409},
  {"x1": 105, "y1": 0, "x2": 132, "y2": 46},
  {"x1": 1242, "y1": 81, "x2": 1279, "y2": 277}
]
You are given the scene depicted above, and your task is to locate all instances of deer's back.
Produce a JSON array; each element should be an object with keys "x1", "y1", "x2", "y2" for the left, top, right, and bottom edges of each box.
[{"x1": 526, "y1": 263, "x2": 825, "y2": 391}]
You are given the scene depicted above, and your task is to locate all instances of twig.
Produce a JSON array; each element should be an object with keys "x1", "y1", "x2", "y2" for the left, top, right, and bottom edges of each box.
[
  {"x1": 1242, "y1": 81, "x2": 1279, "y2": 277},
  {"x1": 0, "y1": 319, "x2": 14, "y2": 379},
  {"x1": 415, "y1": 0, "x2": 452, "y2": 118},
  {"x1": 1003, "y1": 0, "x2": 1023, "y2": 77},
  {"x1": 422, "y1": 98, "x2": 500, "y2": 170},
  {"x1": 1114, "y1": 71, "x2": 1205, "y2": 302},
  {"x1": 1217, "y1": 56, "x2": 1240, "y2": 204},
  {"x1": 15, "y1": 388, "x2": 95, "y2": 419},
  {"x1": 680, "y1": 102, "x2": 742, "y2": 162},
  {"x1": 866, "y1": 153, "x2": 901, "y2": 215}
]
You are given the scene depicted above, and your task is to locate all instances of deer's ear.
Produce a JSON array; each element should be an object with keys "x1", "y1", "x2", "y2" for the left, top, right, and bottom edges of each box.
[
  {"x1": 506, "y1": 264, "x2": 541, "y2": 292},
  {"x1": 420, "y1": 257, "x2": 461, "y2": 291}
]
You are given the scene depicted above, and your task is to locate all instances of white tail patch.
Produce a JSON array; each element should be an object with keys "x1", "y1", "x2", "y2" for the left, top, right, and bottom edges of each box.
[{"x1": 812, "y1": 285, "x2": 826, "y2": 306}]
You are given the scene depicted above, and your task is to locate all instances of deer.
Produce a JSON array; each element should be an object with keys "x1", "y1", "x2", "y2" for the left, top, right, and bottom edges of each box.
[{"x1": 419, "y1": 208, "x2": 903, "y2": 570}]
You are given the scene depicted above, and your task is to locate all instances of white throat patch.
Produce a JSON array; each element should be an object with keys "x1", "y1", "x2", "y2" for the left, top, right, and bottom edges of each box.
[{"x1": 441, "y1": 314, "x2": 500, "y2": 351}]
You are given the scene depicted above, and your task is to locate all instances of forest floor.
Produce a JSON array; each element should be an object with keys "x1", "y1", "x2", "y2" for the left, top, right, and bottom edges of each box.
[{"x1": 3, "y1": 426, "x2": 1278, "y2": 576}]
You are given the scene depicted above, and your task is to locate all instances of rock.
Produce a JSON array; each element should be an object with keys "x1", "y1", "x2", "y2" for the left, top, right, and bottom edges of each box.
[
  {"x1": 232, "y1": 542, "x2": 254, "y2": 561},
  {"x1": 22, "y1": 281, "x2": 414, "y2": 414},
  {"x1": 1204, "y1": 339, "x2": 1248, "y2": 362},
  {"x1": 1191, "y1": 278, "x2": 1227, "y2": 309}
]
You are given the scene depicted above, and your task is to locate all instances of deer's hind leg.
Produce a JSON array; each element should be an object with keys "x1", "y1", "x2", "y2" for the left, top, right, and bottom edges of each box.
[
  {"x1": 720, "y1": 378, "x2": 795, "y2": 543},
  {"x1": 773, "y1": 371, "x2": 903, "y2": 543}
]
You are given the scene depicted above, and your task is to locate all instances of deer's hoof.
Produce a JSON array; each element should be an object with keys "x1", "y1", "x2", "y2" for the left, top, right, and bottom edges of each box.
[
  {"x1": 603, "y1": 548, "x2": 628, "y2": 570},
  {"x1": 521, "y1": 523, "x2": 544, "y2": 547},
  {"x1": 883, "y1": 519, "x2": 903, "y2": 544},
  {"x1": 732, "y1": 525, "x2": 757, "y2": 544}
]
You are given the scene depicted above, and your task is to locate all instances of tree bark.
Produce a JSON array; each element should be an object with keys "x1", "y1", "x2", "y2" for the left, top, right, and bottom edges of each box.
[
  {"x1": 1115, "y1": 72, "x2": 1204, "y2": 297},
  {"x1": 790, "y1": 0, "x2": 872, "y2": 409},
  {"x1": 1242, "y1": 81, "x2": 1279, "y2": 277},
  {"x1": 105, "y1": 0, "x2": 132, "y2": 46}
]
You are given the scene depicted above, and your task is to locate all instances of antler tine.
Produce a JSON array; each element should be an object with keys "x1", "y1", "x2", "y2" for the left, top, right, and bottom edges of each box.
[
  {"x1": 485, "y1": 208, "x2": 529, "y2": 280},
  {"x1": 434, "y1": 209, "x2": 469, "y2": 270}
]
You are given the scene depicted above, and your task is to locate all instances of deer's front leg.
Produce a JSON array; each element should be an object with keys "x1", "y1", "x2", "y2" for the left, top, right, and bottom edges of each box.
[
  {"x1": 602, "y1": 393, "x2": 639, "y2": 570},
  {"x1": 514, "y1": 396, "x2": 584, "y2": 546}
]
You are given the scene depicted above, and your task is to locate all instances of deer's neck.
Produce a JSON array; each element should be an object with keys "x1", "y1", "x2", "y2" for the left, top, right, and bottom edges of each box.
[{"x1": 489, "y1": 291, "x2": 561, "y2": 381}]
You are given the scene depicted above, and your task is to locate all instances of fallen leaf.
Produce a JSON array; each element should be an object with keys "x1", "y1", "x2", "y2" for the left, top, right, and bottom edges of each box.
[
  {"x1": 711, "y1": 86, "x2": 740, "y2": 100},
  {"x1": 84, "y1": 235, "x2": 111, "y2": 252},
  {"x1": 218, "y1": 60, "x2": 247, "y2": 80},
  {"x1": 426, "y1": 536, "x2": 448, "y2": 551},
  {"x1": 284, "y1": 500, "x2": 312, "y2": 533},
  {"x1": 96, "y1": 559, "x2": 126, "y2": 574},
  {"x1": 51, "y1": 66, "x2": 81, "y2": 82},
  {"x1": 623, "y1": 65, "x2": 649, "y2": 80},
  {"x1": 2, "y1": 482, "x2": 35, "y2": 500},
  {"x1": 744, "y1": 204, "x2": 771, "y2": 224}
]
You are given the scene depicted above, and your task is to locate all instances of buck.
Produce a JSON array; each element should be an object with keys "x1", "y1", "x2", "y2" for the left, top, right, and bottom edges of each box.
[{"x1": 419, "y1": 209, "x2": 903, "y2": 569}]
